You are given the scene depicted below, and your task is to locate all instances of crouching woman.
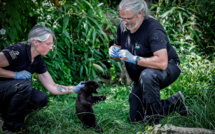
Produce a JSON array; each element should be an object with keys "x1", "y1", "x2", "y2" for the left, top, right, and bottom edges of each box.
[{"x1": 0, "y1": 25, "x2": 84, "y2": 133}]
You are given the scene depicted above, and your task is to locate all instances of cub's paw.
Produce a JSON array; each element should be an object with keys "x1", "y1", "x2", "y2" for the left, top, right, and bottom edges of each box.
[
  {"x1": 101, "y1": 96, "x2": 106, "y2": 101},
  {"x1": 95, "y1": 125, "x2": 103, "y2": 133}
]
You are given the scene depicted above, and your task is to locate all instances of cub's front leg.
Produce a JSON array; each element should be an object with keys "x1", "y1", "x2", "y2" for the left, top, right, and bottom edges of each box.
[{"x1": 91, "y1": 96, "x2": 106, "y2": 104}]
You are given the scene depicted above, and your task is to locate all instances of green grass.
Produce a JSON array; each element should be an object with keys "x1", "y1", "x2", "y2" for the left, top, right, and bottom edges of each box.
[
  {"x1": 21, "y1": 53, "x2": 214, "y2": 134},
  {"x1": 23, "y1": 86, "x2": 145, "y2": 134}
]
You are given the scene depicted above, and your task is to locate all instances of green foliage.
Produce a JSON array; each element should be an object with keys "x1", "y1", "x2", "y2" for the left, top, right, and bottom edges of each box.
[
  {"x1": 37, "y1": 0, "x2": 120, "y2": 86},
  {"x1": 188, "y1": 94, "x2": 215, "y2": 129},
  {"x1": 160, "y1": 51, "x2": 215, "y2": 99},
  {"x1": 0, "y1": 0, "x2": 121, "y2": 90},
  {"x1": 0, "y1": 0, "x2": 39, "y2": 49},
  {"x1": 1, "y1": 0, "x2": 214, "y2": 88},
  {"x1": 151, "y1": 0, "x2": 215, "y2": 59},
  {"x1": 150, "y1": 0, "x2": 215, "y2": 103}
]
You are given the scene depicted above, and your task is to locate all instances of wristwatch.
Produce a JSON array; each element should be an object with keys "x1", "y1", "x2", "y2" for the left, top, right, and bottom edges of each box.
[{"x1": 136, "y1": 56, "x2": 139, "y2": 65}]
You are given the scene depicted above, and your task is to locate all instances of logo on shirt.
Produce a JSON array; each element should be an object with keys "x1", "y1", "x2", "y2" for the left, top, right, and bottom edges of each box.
[
  {"x1": 9, "y1": 50, "x2": 20, "y2": 60},
  {"x1": 135, "y1": 43, "x2": 140, "y2": 49}
]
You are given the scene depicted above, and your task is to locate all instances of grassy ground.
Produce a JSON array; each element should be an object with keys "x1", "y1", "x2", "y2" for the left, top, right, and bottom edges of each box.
[
  {"x1": 22, "y1": 82, "x2": 214, "y2": 134},
  {"x1": 22, "y1": 86, "x2": 146, "y2": 134},
  {"x1": 1, "y1": 54, "x2": 214, "y2": 134}
]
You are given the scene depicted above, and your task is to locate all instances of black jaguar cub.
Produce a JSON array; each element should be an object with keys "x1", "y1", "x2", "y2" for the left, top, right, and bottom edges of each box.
[{"x1": 75, "y1": 80, "x2": 106, "y2": 132}]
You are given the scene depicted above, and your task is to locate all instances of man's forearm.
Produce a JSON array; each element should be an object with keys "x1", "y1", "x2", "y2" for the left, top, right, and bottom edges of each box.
[{"x1": 137, "y1": 56, "x2": 168, "y2": 70}]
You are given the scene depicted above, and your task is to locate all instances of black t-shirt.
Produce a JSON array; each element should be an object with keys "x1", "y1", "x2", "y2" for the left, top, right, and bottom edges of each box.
[
  {"x1": 0, "y1": 42, "x2": 47, "y2": 81},
  {"x1": 114, "y1": 18, "x2": 180, "y2": 82}
]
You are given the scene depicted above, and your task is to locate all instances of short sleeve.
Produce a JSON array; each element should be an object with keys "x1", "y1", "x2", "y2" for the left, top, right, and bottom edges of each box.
[
  {"x1": 1, "y1": 44, "x2": 22, "y2": 65},
  {"x1": 148, "y1": 30, "x2": 168, "y2": 53}
]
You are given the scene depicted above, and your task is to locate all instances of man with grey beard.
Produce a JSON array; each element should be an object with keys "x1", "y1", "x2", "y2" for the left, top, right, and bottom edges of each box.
[
  {"x1": 0, "y1": 25, "x2": 84, "y2": 133},
  {"x1": 109, "y1": 0, "x2": 189, "y2": 124}
]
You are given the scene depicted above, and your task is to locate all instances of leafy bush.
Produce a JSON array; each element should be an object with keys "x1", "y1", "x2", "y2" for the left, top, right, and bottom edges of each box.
[
  {"x1": 0, "y1": 0, "x2": 39, "y2": 49},
  {"x1": 151, "y1": 0, "x2": 215, "y2": 60},
  {"x1": 34, "y1": 0, "x2": 120, "y2": 85},
  {"x1": 0, "y1": 0, "x2": 121, "y2": 92}
]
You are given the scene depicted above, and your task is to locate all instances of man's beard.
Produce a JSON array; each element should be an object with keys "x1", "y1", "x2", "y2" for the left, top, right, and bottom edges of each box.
[{"x1": 125, "y1": 16, "x2": 139, "y2": 31}]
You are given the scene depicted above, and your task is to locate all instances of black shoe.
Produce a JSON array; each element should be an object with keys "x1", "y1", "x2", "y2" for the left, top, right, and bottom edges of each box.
[
  {"x1": 1, "y1": 129, "x2": 15, "y2": 134},
  {"x1": 172, "y1": 91, "x2": 189, "y2": 116},
  {"x1": 2, "y1": 126, "x2": 23, "y2": 134},
  {"x1": 95, "y1": 125, "x2": 103, "y2": 133}
]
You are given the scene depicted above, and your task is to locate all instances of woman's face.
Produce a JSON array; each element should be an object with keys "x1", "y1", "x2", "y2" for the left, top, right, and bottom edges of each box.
[{"x1": 34, "y1": 35, "x2": 53, "y2": 55}]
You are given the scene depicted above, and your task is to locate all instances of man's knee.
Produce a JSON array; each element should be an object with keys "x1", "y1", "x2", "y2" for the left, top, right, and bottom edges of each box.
[{"x1": 139, "y1": 69, "x2": 163, "y2": 85}]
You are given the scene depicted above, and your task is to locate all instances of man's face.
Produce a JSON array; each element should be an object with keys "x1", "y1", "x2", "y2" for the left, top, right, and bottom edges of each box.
[
  {"x1": 119, "y1": 9, "x2": 140, "y2": 31},
  {"x1": 35, "y1": 35, "x2": 53, "y2": 55}
]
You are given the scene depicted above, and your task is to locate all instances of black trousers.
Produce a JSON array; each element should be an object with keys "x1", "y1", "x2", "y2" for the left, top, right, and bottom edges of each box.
[
  {"x1": 0, "y1": 79, "x2": 49, "y2": 132},
  {"x1": 129, "y1": 60, "x2": 181, "y2": 122}
]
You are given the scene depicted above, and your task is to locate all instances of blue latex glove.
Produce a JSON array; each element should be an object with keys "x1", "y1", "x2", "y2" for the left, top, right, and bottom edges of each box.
[
  {"x1": 14, "y1": 70, "x2": 32, "y2": 79},
  {"x1": 109, "y1": 46, "x2": 120, "y2": 58},
  {"x1": 118, "y1": 50, "x2": 137, "y2": 64},
  {"x1": 75, "y1": 81, "x2": 85, "y2": 93}
]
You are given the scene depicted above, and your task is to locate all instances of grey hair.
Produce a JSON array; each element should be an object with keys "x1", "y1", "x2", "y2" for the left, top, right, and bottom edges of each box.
[
  {"x1": 119, "y1": 0, "x2": 151, "y2": 18},
  {"x1": 27, "y1": 25, "x2": 56, "y2": 46}
]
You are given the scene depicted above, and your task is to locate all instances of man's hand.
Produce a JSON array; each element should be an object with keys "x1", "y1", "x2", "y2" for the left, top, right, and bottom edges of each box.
[
  {"x1": 119, "y1": 50, "x2": 138, "y2": 64},
  {"x1": 14, "y1": 70, "x2": 32, "y2": 79},
  {"x1": 109, "y1": 46, "x2": 120, "y2": 58},
  {"x1": 75, "y1": 81, "x2": 85, "y2": 93}
]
